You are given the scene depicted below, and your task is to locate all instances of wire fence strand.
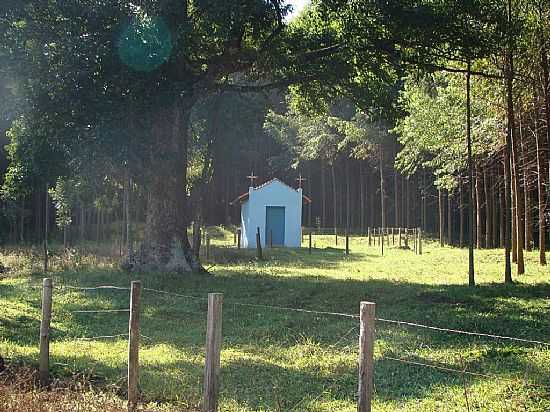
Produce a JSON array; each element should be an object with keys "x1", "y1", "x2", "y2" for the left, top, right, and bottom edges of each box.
[
  {"x1": 71, "y1": 309, "x2": 130, "y2": 314},
  {"x1": 376, "y1": 318, "x2": 550, "y2": 346},
  {"x1": 72, "y1": 334, "x2": 129, "y2": 341}
]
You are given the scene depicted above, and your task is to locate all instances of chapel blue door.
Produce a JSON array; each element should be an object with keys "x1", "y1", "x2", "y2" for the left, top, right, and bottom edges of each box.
[{"x1": 265, "y1": 206, "x2": 285, "y2": 246}]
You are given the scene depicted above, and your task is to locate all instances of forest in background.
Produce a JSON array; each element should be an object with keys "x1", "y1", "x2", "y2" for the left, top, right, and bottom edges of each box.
[{"x1": 0, "y1": 0, "x2": 549, "y2": 281}]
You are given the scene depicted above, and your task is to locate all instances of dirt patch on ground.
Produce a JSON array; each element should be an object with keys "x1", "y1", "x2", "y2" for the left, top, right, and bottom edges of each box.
[{"x1": 0, "y1": 361, "x2": 197, "y2": 412}]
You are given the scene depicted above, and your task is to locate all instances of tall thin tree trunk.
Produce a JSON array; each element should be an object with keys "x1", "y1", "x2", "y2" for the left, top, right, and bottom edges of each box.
[
  {"x1": 499, "y1": 175, "x2": 505, "y2": 248},
  {"x1": 346, "y1": 159, "x2": 351, "y2": 231},
  {"x1": 307, "y1": 162, "x2": 312, "y2": 227},
  {"x1": 492, "y1": 169, "x2": 498, "y2": 248},
  {"x1": 394, "y1": 169, "x2": 399, "y2": 228},
  {"x1": 44, "y1": 183, "x2": 49, "y2": 272},
  {"x1": 331, "y1": 163, "x2": 337, "y2": 235},
  {"x1": 447, "y1": 191, "x2": 452, "y2": 246},
  {"x1": 519, "y1": 119, "x2": 532, "y2": 252},
  {"x1": 511, "y1": 126, "x2": 525, "y2": 274},
  {"x1": 503, "y1": 1, "x2": 515, "y2": 283},
  {"x1": 439, "y1": 189, "x2": 444, "y2": 246},
  {"x1": 406, "y1": 177, "x2": 410, "y2": 228},
  {"x1": 466, "y1": 63, "x2": 475, "y2": 285},
  {"x1": 124, "y1": 166, "x2": 132, "y2": 258},
  {"x1": 475, "y1": 166, "x2": 482, "y2": 249},
  {"x1": 380, "y1": 146, "x2": 385, "y2": 231},
  {"x1": 484, "y1": 166, "x2": 492, "y2": 248},
  {"x1": 534, "y1": 88, "x2": 547, "y2": 265},
  {"x1": 511, "y1": 166, "x2": 517, "y2": 262},
  {"x1": 321, "y1": 159, "x2": 326, "y2": 228},
  {"x1": 459, "y1": 181, "x2": 464, "y2": 247},
  {"x1": 360, "y1": 162, "x2": 365, "y2": 234},
  {"x1": 539, "y1": 12, "x2": 550, "y2": 265}
]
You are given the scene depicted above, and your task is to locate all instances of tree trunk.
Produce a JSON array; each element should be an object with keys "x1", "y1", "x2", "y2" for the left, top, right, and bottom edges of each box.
[
  {"x1": 534, "y1": 88, "x2": 547, "y2": 265},
  {"x1": 492, "y1": 169, "x2": 498, "y2": 248},
  {"x1": 360, "y1": 161, "x2": 365, "y2": 234},
  {"x1": 511, "y1": 165, "x2": 517, "y2": 262},
  {"x1": 447, "y1": 191, "x2": 452, "y2": 246},
  {"x1": 539, "y1": 11, "x2": 549, "y2": 265},
  {"x1": 499, "y1": 175, "x2": 505, "y2": 248},
  {"x1": 475, "y1": 165, "x2": 483, "y2": 249},
  {"x1": 346, "y1": 159, "x2": 351, "y2": 231},
  {"x1": 406, "y1": 177, "x2": 410, "y2": 228},
  {"x1": 321, "y1": 159, "x2": 326, "y2": 228},
  {"x1": 394, "y1": 169, "x2": 399, "y2": 228},
  {"x1": 484, "y1": 166, "x2": 492, "y2": 248},
  {"x1": 439, "y1": 189, "x2": 444, "y2": 246},
  {"x1": 331, "y1": 163, "x2": 337, "y2": 235},
  {"x1": 135, "y1": 100, "x2": 199, "y2": 273},
  {"x1": 511, "y1": 124, "x2": 525, "y2": 274},
  {"x1": 503, "y1": 3, "x2": 514, "y2": 283},
  {"x1": 459, "y1": 181, "x2": 464, "y2": 248},
  {"x1": 379, "y1": 146, "x2": 385, "y2": 232},
  {"x1": 466, "y1": 63, "x2": 475, "y2": 285},
  {"x1": 307, "y1": 161, "x2": 312, "y2": 227}
]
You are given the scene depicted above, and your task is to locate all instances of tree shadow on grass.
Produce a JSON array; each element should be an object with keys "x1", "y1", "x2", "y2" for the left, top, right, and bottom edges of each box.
[{"x1": 2, "y1": 264, "x2": 549, "y2": 409}]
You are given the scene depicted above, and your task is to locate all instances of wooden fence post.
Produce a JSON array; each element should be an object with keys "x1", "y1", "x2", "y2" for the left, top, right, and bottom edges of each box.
[
  {"x1": 203, "y1": 293, "x2": 223, "y2": 412},
  {"x1": 256, "y1": 227, "x2": 262, "y2": 260},
  {"x1": 404, "y1": 229, "x2": 409, "y2": 249},
  {"x1": 392, "y1": 228, "x2": 395, "y2": 245},
  {"x1": 381, "y1": 229, "x2": 384, "y2": 256},
  {"x1": 335, "y1": 230, "x2": 338, "y2": 246},
  {"x1": 39, "y1": 277, "x2": 53, "y2": 387},
  {"x1": 345, "y1": 233, "x2": 350, "y2": 255},
  {"x1": 398, "y1": 228, "x2": 402, "y2": 248},
  {"x1": 128, "y1": 280, "x2": 141, "y2": 412},
  {"x1": 368, "y1": 228, "x2": 371, "y2": 246},
  {"x1": 358, "y1": 301, "x2": 375, "y2": 412},
  {"x1": 418, "y1": 228, "x2": 423, "y2": 255},
  {"x1": 237, "y1": 229, "x2": 241, "y2": 249},
  {"x1": 308, "y1": 232, "x2": 312, "y2": 254}
]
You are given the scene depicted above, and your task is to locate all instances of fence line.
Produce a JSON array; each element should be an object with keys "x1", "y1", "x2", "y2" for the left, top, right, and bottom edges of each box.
[
  {"x1": 143, "y1": 287, "x2": 208, "y2": 301},
  {"x1": 91, "y1": 283, "x2": 549, "y2": 346},
  {"x1": 30, "y1": 277, "x2": 550, "y2": 412},
  {"x1": 71, "y1": 309, "x2": 130, "y2": 314},
  {"x1": 228, "y1": 301, "x2": 359, "y2": 319},
  {"x1": 376, "y1": 317, "x2": 550, "y2": 346},
  {"x1": 59, "y1": 285, "x2": 130, "y2": 291},
  {"x1": 72, "y1": 333, "x2": 129, "y2": 341}
]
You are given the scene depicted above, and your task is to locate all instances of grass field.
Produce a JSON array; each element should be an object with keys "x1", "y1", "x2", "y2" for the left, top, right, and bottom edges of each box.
[{"x1": 1, "y1": 228, "x2": 549, "y2": 411}]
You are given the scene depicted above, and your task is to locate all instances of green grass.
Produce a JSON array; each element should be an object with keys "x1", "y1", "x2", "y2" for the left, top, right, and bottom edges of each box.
[{"x1": 1, "y1": 229, "x2": 549, "y2": 411}]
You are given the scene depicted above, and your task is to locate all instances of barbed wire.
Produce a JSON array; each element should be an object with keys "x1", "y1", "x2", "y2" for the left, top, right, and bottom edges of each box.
[
  {"x1": 376, "y1": 318, "x2": 550, "y2": 346},
  {"x1": 70, "y1": 309, "x2": 130, "y2": 314},
  {"x1": 35, "y1": 283, "x2": 549, "y2": 347},
  {"x1": 72, "y1": 334, "x2": 129, "y2": 341},
  {"x1": 142, "y1": 287, "x2": 207, "y2": 301},
  {"x1": 60, "y1": 285, "x2": 130, "y2": 291}
]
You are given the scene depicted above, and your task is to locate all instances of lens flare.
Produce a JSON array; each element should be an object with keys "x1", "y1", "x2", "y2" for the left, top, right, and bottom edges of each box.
[{"x1": 117, "y1": 16, "x2": 172, "y2": 72}]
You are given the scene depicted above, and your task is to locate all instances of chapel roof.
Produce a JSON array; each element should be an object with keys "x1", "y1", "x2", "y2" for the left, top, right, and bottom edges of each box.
[{"x1": 230, "y1": 178, "x2": 312, "y2": 205}]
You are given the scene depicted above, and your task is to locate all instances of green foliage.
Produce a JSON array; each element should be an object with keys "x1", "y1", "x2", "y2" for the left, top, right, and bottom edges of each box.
[
  {"x1": 48, "y1": 178, "x2": 74, "y2": 230},
  {"x1": 394, "y1": 72, "x2": 501, "y2": 189}
]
